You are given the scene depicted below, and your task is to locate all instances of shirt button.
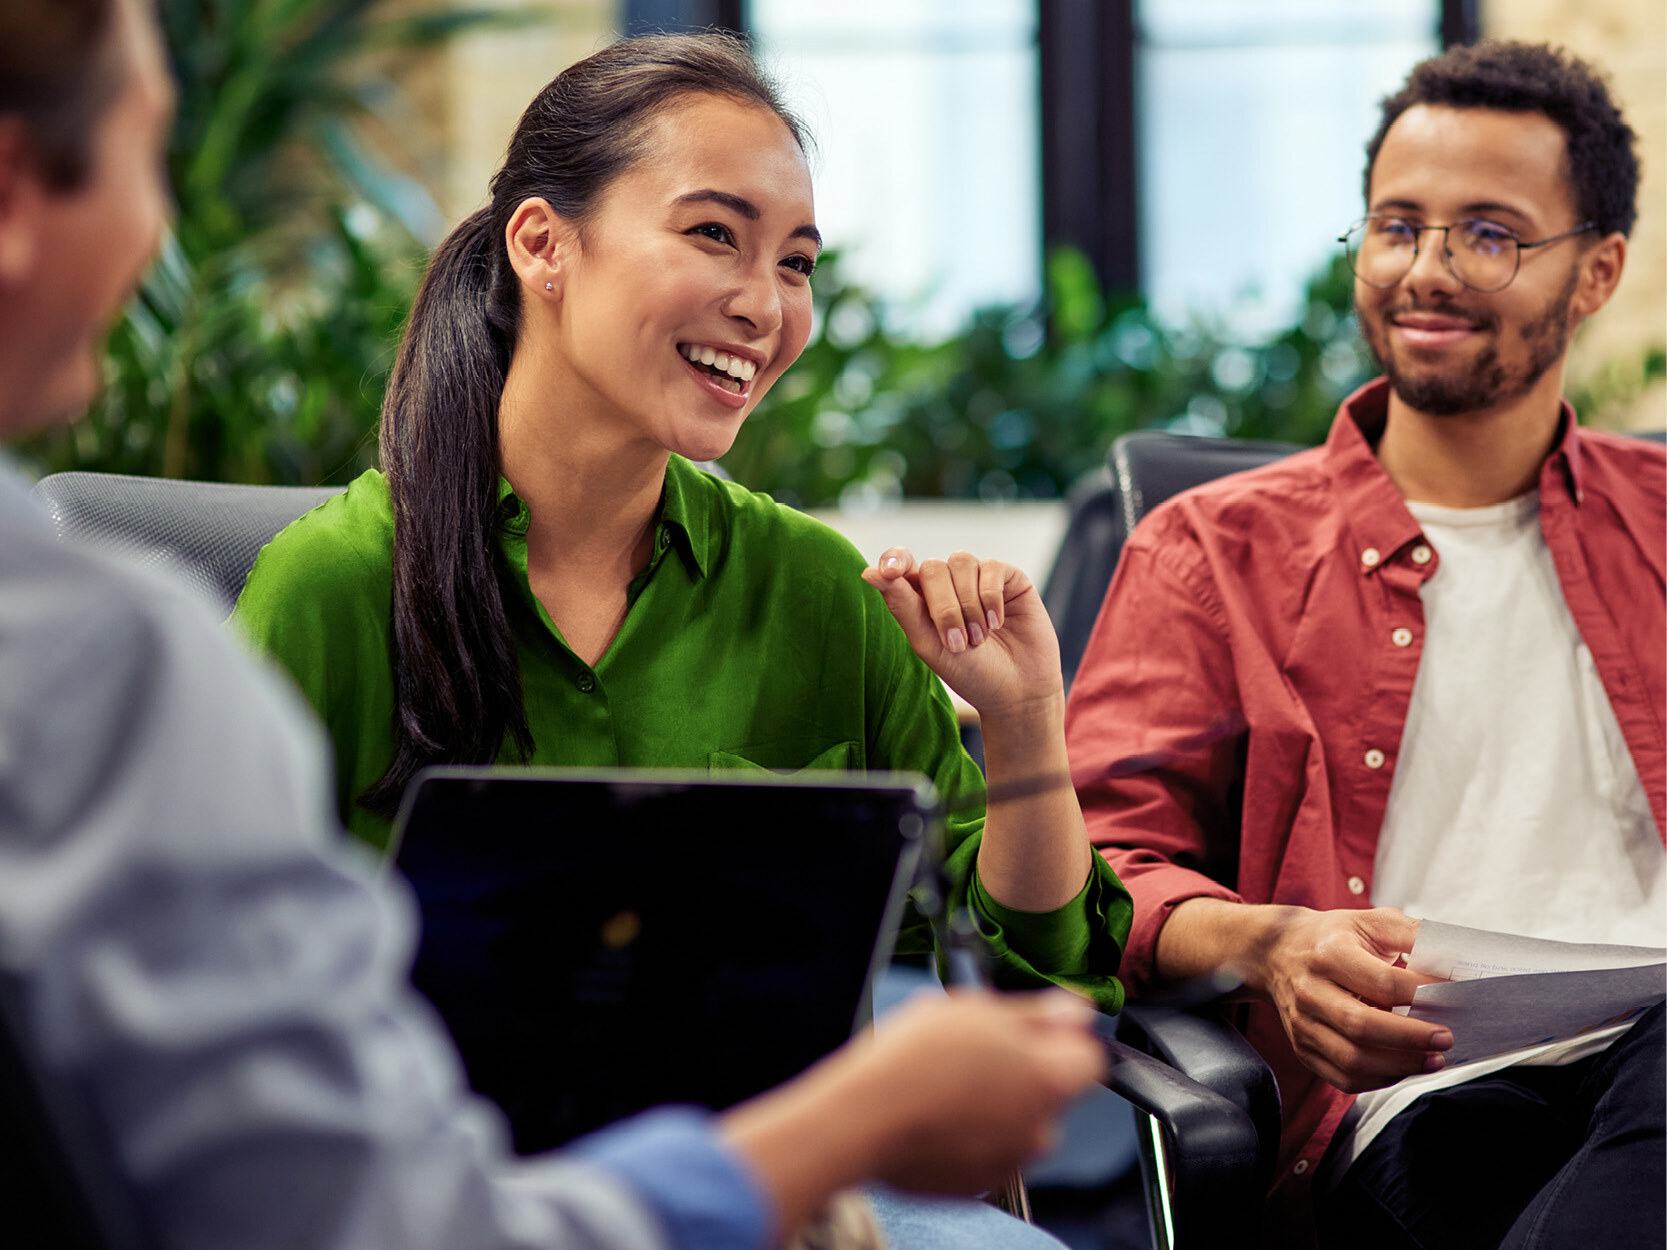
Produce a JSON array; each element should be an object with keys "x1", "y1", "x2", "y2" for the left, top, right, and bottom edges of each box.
[
  {"x1": 1347, "y1": 875, "x2": 1366, "y2": 895},
  {"x1": 1391, "y1": 627, "x2": 1413, "y2": 647},
  {"x1": 1361, "y1": 547, "x2": 1381, "y2": 568},
  {"x1": 576, "y1": 673, "x2": 596, "y2": 694},
  {"x1": 1293, "y1": 1159, "x2": 1310, "y2": 1175},
  {"x1": 1364, "y1": 748, "x2": 1386, "y2": 769},
  {"x1": 1411, "y1": 544, "x2": 1433, "y2": 565},
  {"x1": 656, "y1": 526, "x2": 670, "y2": 551}
]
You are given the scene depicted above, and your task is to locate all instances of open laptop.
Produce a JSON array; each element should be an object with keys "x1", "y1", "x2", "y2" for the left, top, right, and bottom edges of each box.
[{"x1": 387, "y1": 767, "x2": 939, "y2": 1155}]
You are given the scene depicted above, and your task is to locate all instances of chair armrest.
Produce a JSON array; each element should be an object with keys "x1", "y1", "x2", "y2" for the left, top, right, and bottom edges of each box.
[
  {"x1": 1092, "y1": 1013, "x2": 1264, "y2": 1246},
  {"x1": 1116, "y1": 1003, "x2": 1280, "y2": 1196}
]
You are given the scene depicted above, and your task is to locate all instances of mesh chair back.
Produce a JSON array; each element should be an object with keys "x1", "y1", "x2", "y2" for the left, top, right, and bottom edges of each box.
[
  {"x1": 31, "y1": 472, "x2": 344, "y2": 614},
  {"x1": 1044, "y1": 431, "x2": 1302, "y2": 692}
]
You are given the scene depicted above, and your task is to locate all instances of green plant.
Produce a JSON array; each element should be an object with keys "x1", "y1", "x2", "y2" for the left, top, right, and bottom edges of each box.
[
  {"x1": 725, "y1": 248, "x2": 1375, "y2": 508},
  {"x1": 16, "y1": 0, "x2": 511, "y2": 485}
]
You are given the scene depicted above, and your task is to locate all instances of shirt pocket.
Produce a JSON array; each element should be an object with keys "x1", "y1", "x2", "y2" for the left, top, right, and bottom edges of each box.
[{"x1": 707, "y1": 740, "x2": 860, "y2": 775}]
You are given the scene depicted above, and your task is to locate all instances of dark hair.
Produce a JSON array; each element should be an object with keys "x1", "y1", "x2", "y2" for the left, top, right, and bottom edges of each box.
[
  {"x1": 363, "y1": 31, "x2": 805, "y2": 815},
  {"x1": 0, "y1": 0, "x2": 122, "y2": 189},
  {"x1": 1364, "y1": 41, "x2": 1638, "y2": 238}
]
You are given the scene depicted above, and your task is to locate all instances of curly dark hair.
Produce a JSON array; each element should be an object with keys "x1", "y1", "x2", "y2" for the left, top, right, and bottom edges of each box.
[{"x1": 1364, "y1": 41, "x2": 1638, "y2": 238}]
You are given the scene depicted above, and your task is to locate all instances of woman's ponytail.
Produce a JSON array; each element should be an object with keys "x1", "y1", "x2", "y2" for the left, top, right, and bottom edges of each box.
[{"x1": 360, "y1": 207, "x2": 532, "y2": 816}]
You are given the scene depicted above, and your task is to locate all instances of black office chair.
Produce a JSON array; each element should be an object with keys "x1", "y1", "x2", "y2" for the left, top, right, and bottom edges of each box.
[
  {"x1": 1044, "y1": 432, "x2": 1305, "y2": 694},
  {"x1": 1043, "y1": 429, "x2": 1305, "y2": 1249},
  {"x1": 31, "y1": 471, "x2": 346, "y2": 614}
]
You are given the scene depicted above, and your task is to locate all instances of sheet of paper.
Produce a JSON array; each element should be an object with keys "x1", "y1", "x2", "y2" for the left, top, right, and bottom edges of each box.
[{"x1": 1401, "y1": 921, "x2": 1665, "y2": 1066}]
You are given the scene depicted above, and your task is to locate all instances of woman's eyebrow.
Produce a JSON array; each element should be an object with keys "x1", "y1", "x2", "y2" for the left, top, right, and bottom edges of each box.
[{"x1": 674, "y1": 189, "x2": 821, "y2": 248}]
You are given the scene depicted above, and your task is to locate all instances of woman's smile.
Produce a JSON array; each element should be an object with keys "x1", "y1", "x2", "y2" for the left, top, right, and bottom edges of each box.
[{"x1": 677, "y1": 340, "x2": 761, "y2": 403}]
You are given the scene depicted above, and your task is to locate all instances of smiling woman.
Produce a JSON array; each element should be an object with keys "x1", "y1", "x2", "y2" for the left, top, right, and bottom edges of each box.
[{"x1": 233, "y1": 32, "x2": 1129, "y2": 1023}]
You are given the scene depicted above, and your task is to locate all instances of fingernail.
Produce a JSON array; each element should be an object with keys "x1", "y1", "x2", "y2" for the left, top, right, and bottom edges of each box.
[
  {"x1": 1423, "y1": 1053, "x2": 1446, "y2": 1073},
  {"x1": 880, "y1": 555, "x2": 902, "y2": 573},
  {"x1": 986, "y1": 609, "x2": 999, "y2": 631},
  {"x1": 968, "y1": 622, "x2": 984, "y2": 647},
  {"x1": 1432, "y1": 1030, "x2": 1453, "y2": 1050},
  {"x1": 946, "y1": 628, "x2": 966, "y2": 653}
]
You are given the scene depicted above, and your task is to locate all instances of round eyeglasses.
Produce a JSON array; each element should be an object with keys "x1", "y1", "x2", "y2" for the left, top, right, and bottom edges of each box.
[{"x1": 1339, "y1": 215, "x2": 1596, "y2": 293}]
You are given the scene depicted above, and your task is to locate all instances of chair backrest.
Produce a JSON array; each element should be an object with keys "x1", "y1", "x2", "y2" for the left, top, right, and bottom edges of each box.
[
  {"x1": 31, "y1": 472, "x2": 345, "y2": 614},
  {"x1": 1043, "y1": 431, "x2": 1303, "y2": 692}
]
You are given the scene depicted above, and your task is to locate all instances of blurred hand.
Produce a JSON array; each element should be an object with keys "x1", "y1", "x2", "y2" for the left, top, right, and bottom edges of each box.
[
  {"x1": 1251, "y1": 905, "x2": 1451, "y2": 1093},
  {"x1": 860, "y1": 548, "x2": 1062, "y2": 717},
  {"x1": 847, "y1": 989, "x2": 1106, "y2": 1194}
]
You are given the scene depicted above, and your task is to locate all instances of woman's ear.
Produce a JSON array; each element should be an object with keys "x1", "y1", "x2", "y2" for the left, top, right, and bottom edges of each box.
[{"x1": 505, "y1": 197, "x2": 574, "y2": 299}]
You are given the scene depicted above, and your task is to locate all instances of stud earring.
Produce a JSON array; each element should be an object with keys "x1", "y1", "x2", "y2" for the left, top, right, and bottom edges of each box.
[{"x1": 545, "y1": 281, "x2": 553, "y2": 291}]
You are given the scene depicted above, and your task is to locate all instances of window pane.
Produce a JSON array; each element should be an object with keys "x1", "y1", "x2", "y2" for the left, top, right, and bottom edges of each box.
[
  {"x1": 1137, "y1": 1, "x2": 1439, "y2": 336},
  {"x1": 750, "y1": 0, "x2": 1040, "y2": 338}
]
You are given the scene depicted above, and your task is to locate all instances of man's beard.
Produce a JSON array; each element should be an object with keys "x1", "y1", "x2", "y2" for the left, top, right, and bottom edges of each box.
[{"x1": 1360, "y1": 269, "x2": 1577, "y2": 417}]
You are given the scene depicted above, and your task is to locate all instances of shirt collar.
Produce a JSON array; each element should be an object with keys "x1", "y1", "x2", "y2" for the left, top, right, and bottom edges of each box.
[
  {"x1": 1324, "y1": 379, "x2": 1427, "y2": 575},
  {"x1": 1325, "y1": 378, "x2": 1587, "y2": 574},
  {"x1": 493, "y1": 458, "x2": 708, "y2": 581},
  {"x1": 658, "y1": 455, "x2": 711, "y2": 580},
  {"x1": 1539, "y1": 399, "x2": 1585, "y2": 506}
]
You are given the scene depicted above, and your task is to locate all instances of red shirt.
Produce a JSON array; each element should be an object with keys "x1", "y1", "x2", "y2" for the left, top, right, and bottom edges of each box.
[{"x1": 1064, "y1": 379, "x2": 1666, "y2": 1219}]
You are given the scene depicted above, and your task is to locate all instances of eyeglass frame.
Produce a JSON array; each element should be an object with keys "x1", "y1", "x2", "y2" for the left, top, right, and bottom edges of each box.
[{"x1": 1338, "y1": 214, "x2": 1598, "y2": 293}]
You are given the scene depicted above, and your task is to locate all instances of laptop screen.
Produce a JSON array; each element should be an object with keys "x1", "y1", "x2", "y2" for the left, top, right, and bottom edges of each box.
[{"x1": 389, "y1": 767, "x2": 936, "y2": 1154}]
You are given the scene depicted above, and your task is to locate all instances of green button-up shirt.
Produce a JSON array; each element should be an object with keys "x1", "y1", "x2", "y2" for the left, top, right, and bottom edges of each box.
[{"x1": 234, "y1": 456, "x2": 1128, "y2": 1005}]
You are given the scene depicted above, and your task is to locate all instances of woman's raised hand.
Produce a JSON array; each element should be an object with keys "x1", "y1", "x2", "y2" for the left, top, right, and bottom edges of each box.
[{"x1": 860, "y1": 548, "x2": 1063, "y2": 717}]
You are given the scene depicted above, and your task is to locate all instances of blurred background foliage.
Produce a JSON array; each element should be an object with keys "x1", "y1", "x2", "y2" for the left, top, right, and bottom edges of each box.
[
  {"x1": 15, "y1": 0, "x2": 507, "y2": 485},
  {"x1": 16, "y1": 0, "x2": 1664, "y2": 500},
  {"x1": 728, "y1": 248, "x2": 1373, "y2": 509}
]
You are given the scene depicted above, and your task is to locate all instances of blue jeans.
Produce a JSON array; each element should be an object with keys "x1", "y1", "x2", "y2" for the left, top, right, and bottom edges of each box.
[
  {"x1": 865, "y1": 967, "x2": 1077, "y2": 1249},
  {"x1": 1317, "y1": 1001, "x2": 1666, "y2": 1250},
  {"x1": 866, "y1": 1187, "x2": 1070, "y2": 1249}
]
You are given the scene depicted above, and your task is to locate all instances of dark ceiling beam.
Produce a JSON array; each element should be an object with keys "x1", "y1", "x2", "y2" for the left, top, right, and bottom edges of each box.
[
  {"x1": 623, "y1": 0, "x2": 745, "y2": 37},
  {"x1": 1441, "y1": 0, "x2": 1480, "y2": 47},
  {"x1": 1037, "y1": 0, "x2": 1139, "y2": 296}
]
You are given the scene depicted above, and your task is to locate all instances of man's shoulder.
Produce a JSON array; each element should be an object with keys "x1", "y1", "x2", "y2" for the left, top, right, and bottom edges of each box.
[
  {"x1": 1575, "y1": 428, "x2": 1667, "y2": 503},
  {"x1": 1130, "y1": 443, "x2": 1337, "y2": 552},
  {"x1": 0, "y1": 482, "x2": 323, "y2": 826}
]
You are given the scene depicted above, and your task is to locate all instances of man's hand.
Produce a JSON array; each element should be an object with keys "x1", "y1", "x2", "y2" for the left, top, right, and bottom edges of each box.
[
  {"x1": 720, "y1": 989, "x2": 1105, "y2": 1235},
  {"x1": 853, "y1": 989, "x2": 1106, "y2": 1193},
  {"x1": 1257, "y1": 906, "x2": 1451, "y2": 1092},
  {"x1": 1159, "y1": 899, "x2": 1452, "y2": 1094}
]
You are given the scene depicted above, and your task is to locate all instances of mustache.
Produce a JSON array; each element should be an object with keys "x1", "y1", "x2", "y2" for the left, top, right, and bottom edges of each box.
[{"x1": 1382, "y1": 301, "x2": 1497, "y2": 332}]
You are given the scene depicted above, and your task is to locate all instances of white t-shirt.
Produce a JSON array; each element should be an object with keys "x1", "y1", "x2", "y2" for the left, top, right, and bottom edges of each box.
[{"x1": 1325, "y1": 491, "x2": 1665, "y2": 1180}]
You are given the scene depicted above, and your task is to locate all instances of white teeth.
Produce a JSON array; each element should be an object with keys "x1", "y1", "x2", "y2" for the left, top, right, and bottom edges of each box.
[{"x1": 679, "y1": 343, "x2": 756, "y2": 386}]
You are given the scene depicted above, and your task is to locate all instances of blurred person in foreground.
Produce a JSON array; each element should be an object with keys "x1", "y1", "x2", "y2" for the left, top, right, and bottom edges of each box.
[
  {"x1": 1065, "y1": 41, "x2": 1664, "y2": 1250},
  {"x1": 0, "y1": 2, "x2": 1106, "y2": 1247}
]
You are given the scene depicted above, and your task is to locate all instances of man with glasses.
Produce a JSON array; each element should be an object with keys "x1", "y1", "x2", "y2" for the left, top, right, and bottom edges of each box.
[{"x1": 1066, "y1": 41, "x2": 1663, "y2": 1249}]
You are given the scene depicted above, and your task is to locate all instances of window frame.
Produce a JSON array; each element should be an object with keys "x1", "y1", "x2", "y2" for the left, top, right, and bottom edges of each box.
[{"x1": 626, "y1": 0, "x2": 1480, "y2": 300}]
